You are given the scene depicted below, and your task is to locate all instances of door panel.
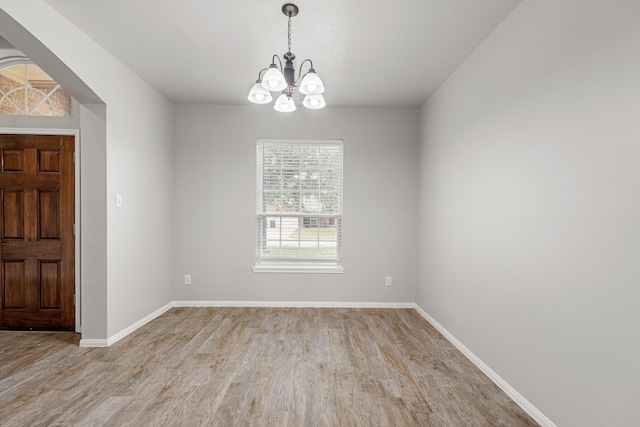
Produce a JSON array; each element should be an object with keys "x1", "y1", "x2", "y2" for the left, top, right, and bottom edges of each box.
[
  {"x1": 0, "y1": 134, "x2": 75, "y2": 330},
  {"x1": 3, "y1": 190, "x2": 25, "y2": 239},
  {"x1": 39, "y1": 190, "x2": 60, "y2": 239},
  {"x1": 2, "y1": 260, "x2": 26, "y2": 308},
  {"x1": 2, "y1": 149, "x2": 25, "y2": 172},
  {"x1": 39, "y1": 150, "x2": 60, "y2": 173},
  {"x1": 39, "y1": 260, "x2": 61, "y2": 309}
]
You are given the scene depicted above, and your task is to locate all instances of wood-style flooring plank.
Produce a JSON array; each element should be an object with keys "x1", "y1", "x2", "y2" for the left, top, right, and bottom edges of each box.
[{"x1": 0, "y1": 307, "x2": 539, "y2": 426}]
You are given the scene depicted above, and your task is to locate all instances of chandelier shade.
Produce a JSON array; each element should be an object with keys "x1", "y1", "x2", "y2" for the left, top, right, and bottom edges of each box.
[
  {"x1": 248, "y1": 3, "x2": 326, "y2": 112},
  {"x1": 302, "y1": 94, "x2": 326, "y2": 109},
  {"x1": 274, "y1": 93, "x2": 297, "y2": 112},
  {"x1": 299, "y1": 70, "x2": 325, "y2": 95},
  {"x1": 248, "y1": 81, "x2": 273, "y2": 104},
  {"x1": 261, "y1": 65, "x2": 287, "y2": 92}
]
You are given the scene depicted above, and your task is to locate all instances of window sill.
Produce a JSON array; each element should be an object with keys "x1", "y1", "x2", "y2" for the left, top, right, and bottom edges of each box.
[{"x1": 252, "y1": 265, "x2": 345, "y2": 274}]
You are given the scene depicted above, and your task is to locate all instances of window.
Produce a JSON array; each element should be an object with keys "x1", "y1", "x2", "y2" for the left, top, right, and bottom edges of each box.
[
  {"x1": 254, "y1": 139, "x2": 344, "y2": 273},
  {"x1": 0, "y1": 62, "x2": 72, "y2": 116}
]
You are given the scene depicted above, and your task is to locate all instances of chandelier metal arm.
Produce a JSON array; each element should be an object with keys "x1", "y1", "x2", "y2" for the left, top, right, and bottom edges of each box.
[
  {"x1": 269, "y1": 54, "x2": 295, "y2": 87},
  {"x1": 271, "y1": 55, "x2": 283, "y2": 71},
  {"x1": 256, "y1": 67, "x2": 270, "y2": 81},
  {"x1": 294, "y1": 59, "x2": 314, "y2": 85}
]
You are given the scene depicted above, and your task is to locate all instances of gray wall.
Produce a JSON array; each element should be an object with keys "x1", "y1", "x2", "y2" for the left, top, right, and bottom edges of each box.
[
  {"x1": 78, "y1": 103, "x2": 108, "y2": 339},
  {"x1": 417, "y1": 0, "x2": 640, "y2": 425},
  {"x1": 0, "y1": 1, "x2": 175, "y2": 339},
  {"x1": 173, "y1": 105, "x2": 419, "y2": 303}
]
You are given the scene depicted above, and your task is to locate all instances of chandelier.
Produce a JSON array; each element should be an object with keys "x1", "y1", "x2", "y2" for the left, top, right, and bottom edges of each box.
[{"x1": 247, "y1": 3, "x2": 326, "y2": 112}]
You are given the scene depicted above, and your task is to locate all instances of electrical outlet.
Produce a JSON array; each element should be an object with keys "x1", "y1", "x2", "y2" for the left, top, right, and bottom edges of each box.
[
  {"x1": 184, "y1": 274, "x2": 191, "y2": 285},
  {"x1": 385, "y1": 276, "x2": 392, "y2": 286}
]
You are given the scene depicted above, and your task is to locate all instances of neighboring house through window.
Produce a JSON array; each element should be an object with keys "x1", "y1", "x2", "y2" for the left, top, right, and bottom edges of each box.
[{"x1": 254, "y1": 139, "x2": 344, "y2": 273}]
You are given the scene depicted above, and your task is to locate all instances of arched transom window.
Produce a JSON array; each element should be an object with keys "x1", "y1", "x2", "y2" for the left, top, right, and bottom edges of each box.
[{"x1": 0, "y1": 62, "x2": 72, "y2": 116}]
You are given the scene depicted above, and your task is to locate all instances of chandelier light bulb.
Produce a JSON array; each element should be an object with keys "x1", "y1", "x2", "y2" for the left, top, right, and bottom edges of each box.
[
  {"x1": 299, "y1": 69, "x2": 325, "y2": 95},
  {"x1": 261, "y1": 66, "x2": 287, "y2": 92},
  {"x1": 274, "y1": 93, "x2": 296, "y2": 112},
  {"x1": 302, "y1": 94, "x2": 326, "y2": 109},
  {"x1": 248, "y1": 81, "x2": 273, "y2": 104}
]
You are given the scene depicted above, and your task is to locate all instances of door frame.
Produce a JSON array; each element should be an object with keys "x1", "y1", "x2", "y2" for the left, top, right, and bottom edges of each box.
[{"x1": 0, "y1": 127, "x2": 81, "y2": 332}]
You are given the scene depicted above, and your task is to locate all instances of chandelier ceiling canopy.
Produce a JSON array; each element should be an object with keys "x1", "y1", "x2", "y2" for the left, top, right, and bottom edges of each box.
[{"x1": 247, "y1": 3, "x2": 326, "y2": 112}]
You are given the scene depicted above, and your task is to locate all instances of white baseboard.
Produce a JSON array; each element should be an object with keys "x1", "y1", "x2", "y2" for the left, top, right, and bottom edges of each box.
[
  {"x1": 412, "y1": 304, "x2": 556, "y2": 427},
  {"x1": 78, "y1": 338, "x2": 109, "y2": 347},
  {"x1": 80, "y1": 301, "x2": 414, "y2": 347},
  {"x1": 79, "y1": 302, "x2": 173, "y2": 348},
  {"x1": 173, "y1": 300, "x2": 415, "y2": 309}
]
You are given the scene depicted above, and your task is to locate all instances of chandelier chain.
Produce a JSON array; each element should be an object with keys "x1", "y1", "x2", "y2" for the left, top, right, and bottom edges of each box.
[{"x1": 288, "y1": 13, "x2": 292, "y2": 53}]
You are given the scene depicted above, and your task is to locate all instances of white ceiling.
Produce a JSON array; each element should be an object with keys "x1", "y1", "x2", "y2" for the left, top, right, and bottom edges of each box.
[{"x1": 43, "y1": 0, "x2": 523, "y2": 108}]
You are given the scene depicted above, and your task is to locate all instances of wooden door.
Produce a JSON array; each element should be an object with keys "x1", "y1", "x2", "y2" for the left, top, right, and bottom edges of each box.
[{"x1": 0, "y1": 134, "x2": 75, "y2": 330}]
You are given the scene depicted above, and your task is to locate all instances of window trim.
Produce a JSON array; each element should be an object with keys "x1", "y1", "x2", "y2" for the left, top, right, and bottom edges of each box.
[
  {"x1": 251, "y1": 265, "x2": 345, "y2": 274},
  {"x1": 254, "y1": 138, "x2": 344, "y2": 273}
]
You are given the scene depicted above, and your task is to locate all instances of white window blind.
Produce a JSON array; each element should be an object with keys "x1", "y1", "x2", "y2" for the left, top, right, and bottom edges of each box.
[{"x1": 255, "y1": 139, "x2": 343, "y2": 271}]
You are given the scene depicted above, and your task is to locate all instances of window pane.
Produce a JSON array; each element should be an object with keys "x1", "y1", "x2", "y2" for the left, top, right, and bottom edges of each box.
[
  {"x1": 0, "y1": 63, "x2": 72, "y2": 116},
  {"x1": 256, "y1": 140, "x2": 343, "y2": 268}
]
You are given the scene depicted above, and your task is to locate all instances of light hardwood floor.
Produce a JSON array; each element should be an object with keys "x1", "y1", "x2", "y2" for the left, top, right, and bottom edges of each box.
[{"x1": 0, "y1": 308, "x2": 538, "y2": 426}]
